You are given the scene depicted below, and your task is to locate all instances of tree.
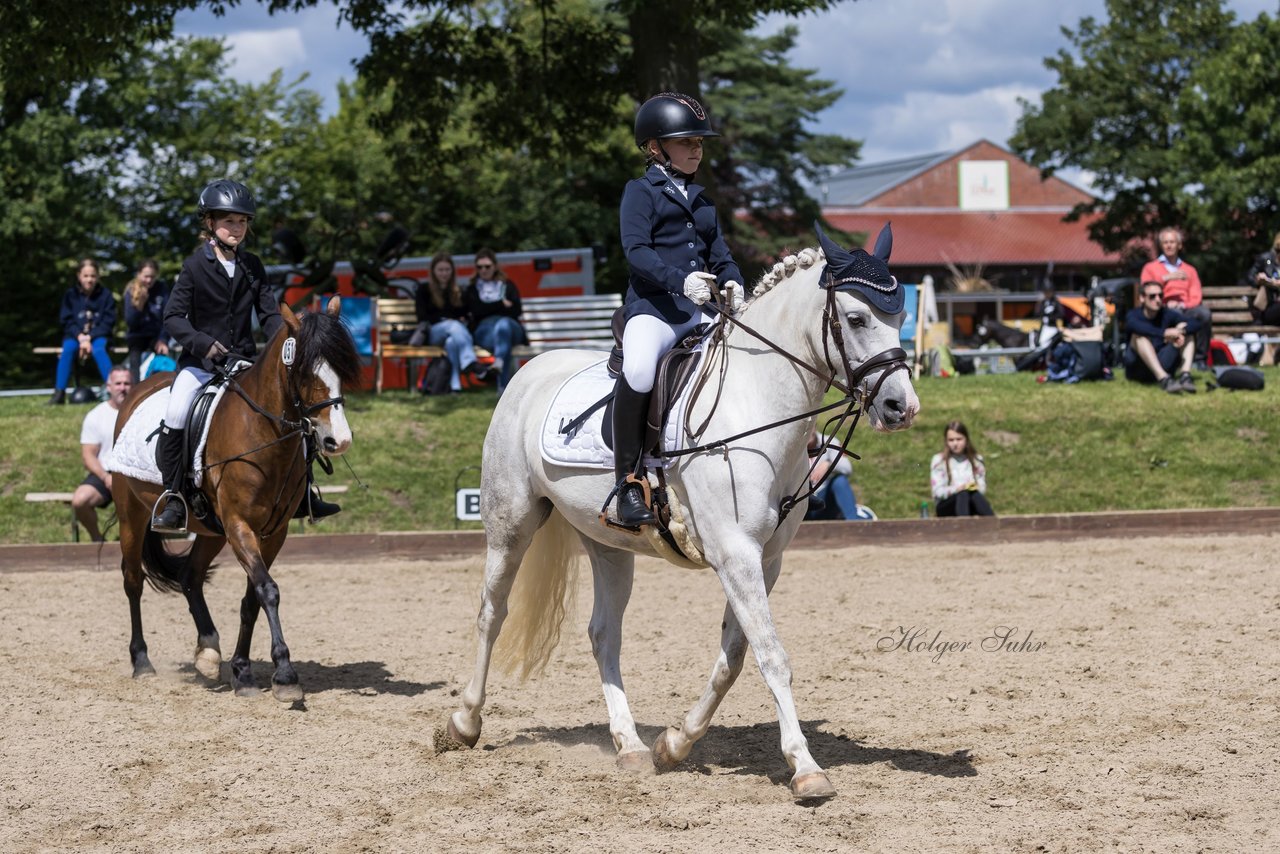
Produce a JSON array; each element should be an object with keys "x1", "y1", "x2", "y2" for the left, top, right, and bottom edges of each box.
[
  {"x1": 348, "y1": 0, "x2": 857, "y2": 280},
  {"x1": 1009, "y1": 0, "x2": 1262, "y2": 282},
  {"x1": 703, "y1": 23, "x2": 861, "y2": 267},
  {"x1": 0, "y1": 36, "x2": 344, "y2": 385}
]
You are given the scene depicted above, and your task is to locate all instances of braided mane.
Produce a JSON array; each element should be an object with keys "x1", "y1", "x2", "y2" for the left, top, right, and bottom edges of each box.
[{"x1": 748, "y1": 247, "x2": 823, "y2": 301}]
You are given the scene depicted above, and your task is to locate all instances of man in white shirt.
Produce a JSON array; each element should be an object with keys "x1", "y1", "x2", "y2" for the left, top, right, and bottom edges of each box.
[{"x1": 72, "y1": 365, "x2": 132, "y2": 542}]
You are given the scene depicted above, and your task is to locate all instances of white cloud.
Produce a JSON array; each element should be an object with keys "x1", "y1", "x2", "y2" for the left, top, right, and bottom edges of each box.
[
  {"x1": 862, "y1": 84, "x2": 1041, "y2": 162},
  {"x1": 765, "y1": 0, "x2": 1277, "y2": 167},
  {"x1": 222, "y1": 28, "x2": 307, "y2": 83}
]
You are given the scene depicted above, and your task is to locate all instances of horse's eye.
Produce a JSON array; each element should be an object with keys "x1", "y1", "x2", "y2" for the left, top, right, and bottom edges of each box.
[{"x1": 846, "y1": 313, "x2": 867, "y2": 328}]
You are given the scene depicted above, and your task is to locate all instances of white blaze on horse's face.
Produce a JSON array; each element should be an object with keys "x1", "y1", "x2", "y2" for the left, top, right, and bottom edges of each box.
[
  {"x1": 312, "y1": 361, "x2": 352, "y2": 455},
  {"x1": 833, "y1": 290, "x2": 920, "y2": 432}
]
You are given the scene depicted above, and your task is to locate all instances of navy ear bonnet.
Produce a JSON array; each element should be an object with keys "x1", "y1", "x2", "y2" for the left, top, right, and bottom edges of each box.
[{"x1": 814, "y1": 221, "x2": 903, "y2": 315}]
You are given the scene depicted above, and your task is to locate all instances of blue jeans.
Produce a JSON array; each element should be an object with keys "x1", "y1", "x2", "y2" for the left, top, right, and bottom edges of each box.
[
  {"x1": 428, "y1": 320, "x2": 476, "y2": 391},
  {"x1": 473, "y1": 315, "x2": 525, "y2": 392},
  {"x1": 56, "y1": 337, "x2": 113, "y2": 390},
  {"x1": 805, "y1": 474, "x2": 860, "y2": 520}
]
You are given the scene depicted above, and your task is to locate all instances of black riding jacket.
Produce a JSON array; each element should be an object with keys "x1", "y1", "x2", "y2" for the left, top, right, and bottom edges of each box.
[{"x1": 165, "y1": 242, "x2": 283, "y2": 371}]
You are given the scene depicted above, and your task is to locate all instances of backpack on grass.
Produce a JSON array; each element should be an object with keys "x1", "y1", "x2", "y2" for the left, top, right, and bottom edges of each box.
[
  {"x1": 1211, "y1": 365, "x2": 1264, "y2": 391},
  {"x1": 419, "y1": 356, "x2": 453, "y2": 395}
]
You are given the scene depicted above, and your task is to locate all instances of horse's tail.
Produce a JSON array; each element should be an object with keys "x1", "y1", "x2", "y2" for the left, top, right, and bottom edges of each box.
[
  {"x1": 492, "y1": 508, "x2": 579, "y2": 681},
  {"x1": 139, "y1": 529, "x2": 188, "y2": 594}
]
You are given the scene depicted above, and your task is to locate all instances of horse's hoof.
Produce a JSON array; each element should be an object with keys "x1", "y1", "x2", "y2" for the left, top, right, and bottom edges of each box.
[
  {"x1": 433, "y1": 717, "x2": 479, "y2": 754},
  {"x1": 271, "y1": 681, "x2": 304, "y2": 704},
  {"x1": 194, "y1": 647, "x2": 222, "y2": 681},
  {"x1": 790, "y1": 771, "x2": 837, "y2": 802},
  {"x1": 132, "y1": 661, "x2": 156, "y2": 679},
  {"x1": 234, "y1": 684, "x2": 262, "y2": 698},
  {"x1": 651, "y1": 729, "x2": 683, "y2": 773},
  {"x1": 616, "y1": 750, "x2": 654, "y2": 772}
]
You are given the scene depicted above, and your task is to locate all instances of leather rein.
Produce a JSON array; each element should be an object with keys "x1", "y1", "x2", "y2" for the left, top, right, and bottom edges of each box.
[
  {"x1": 658, "y1": 284, "x2": 909, "y2": 526},
  {"x1": 200, "y1": 349, "x2": 344, "y2": 534}
]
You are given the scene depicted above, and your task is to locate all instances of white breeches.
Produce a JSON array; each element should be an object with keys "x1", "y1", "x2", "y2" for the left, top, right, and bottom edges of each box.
[
  {"x1": 165, "y1": 367, "x2": 213, "y2": 428},
  {"x1": 620, "y1": 312, "x2": 711, "y2": 393}
]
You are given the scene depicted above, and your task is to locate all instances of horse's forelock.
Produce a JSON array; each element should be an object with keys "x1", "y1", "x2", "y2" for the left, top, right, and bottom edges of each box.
[{"x1": 294, "y1": 310, "x2": 363, "y2": 391}]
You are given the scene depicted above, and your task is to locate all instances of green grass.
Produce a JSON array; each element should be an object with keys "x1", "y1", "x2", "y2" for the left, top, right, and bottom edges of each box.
[{"x1": 3, "y1": 370, "x2": 1277, "y2": 544}]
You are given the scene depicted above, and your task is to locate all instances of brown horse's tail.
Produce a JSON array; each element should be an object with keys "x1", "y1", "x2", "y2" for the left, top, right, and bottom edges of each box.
[{"x1": 140, "y1": 530, "x2": 188, "y2": 594}]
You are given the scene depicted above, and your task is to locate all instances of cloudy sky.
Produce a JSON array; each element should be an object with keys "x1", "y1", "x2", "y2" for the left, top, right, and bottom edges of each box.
[{"x1": 178, "y1": 0, "x2": 1278, "y2": 165}]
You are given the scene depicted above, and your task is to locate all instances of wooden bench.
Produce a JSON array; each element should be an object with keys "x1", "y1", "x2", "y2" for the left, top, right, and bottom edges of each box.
[
  {"x1": 514, "y1": 294, "x2": 622, "y2": 358},
  {"x1": 1202, "y1": 285, "x2": 1280, "y2": 363},
  {"x1": 372, "y1": 293, "x2": 622, "y2": 393},
  {"x1": 25, "y1": 492, "x2": 83, "y2": 542},
  {"x1": 32, "y1": 345, "x2": 129, "y2": 356}
]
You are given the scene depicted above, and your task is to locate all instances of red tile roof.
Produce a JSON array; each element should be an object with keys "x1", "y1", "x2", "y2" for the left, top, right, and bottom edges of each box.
[{"x1": 824, "y1": 209, "x2": 1119, "y2": 267}]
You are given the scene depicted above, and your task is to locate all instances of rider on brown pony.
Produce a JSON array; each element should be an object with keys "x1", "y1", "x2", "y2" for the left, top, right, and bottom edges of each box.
[{"x1": 152, "y1": 180, "x2": 339, "y2": 532}]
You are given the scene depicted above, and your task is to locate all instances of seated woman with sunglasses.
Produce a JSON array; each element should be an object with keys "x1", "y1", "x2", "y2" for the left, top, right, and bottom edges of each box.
[
  {"x1": 463, "y1": 248, "x2": 527, "y2": 395},
  {"x1": 1122, "y1": 281, "x2": 1200, "y2": 394}
]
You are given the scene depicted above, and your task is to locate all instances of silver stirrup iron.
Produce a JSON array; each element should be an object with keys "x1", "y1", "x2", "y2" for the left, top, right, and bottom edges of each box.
[{"x1": 150, "y1": 490, "x2": 190, "y2": 534}]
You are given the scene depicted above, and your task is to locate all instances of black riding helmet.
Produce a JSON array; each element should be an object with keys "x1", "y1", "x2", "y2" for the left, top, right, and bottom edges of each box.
[
  {"x1": 197, "y1": 179, "x2": 256, "y2": 220},
  {"x1": 633, "y1": 92, "x2": 720, "y2": 149}
]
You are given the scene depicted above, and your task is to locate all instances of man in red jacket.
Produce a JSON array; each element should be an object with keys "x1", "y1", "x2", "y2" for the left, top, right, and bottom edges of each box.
[{"x1": 1139, "y1": 227, "x2": 1212, "y2": 368}]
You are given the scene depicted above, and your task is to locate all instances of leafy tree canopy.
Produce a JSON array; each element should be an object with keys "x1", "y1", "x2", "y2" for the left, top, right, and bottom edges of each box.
[{"x1": 1010, "y1": 0, "x2": 1280, "y2": 282}]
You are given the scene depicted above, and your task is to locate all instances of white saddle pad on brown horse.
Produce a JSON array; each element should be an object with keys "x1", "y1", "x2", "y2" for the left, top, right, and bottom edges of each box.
[{"x1": 105, "y1": 384, "x2": 232, "y2": 488}]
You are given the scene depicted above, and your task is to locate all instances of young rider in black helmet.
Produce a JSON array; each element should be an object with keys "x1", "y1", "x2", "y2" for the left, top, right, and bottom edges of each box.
[
  {"x1": 151, "y1": 179, "x2": 340, "y2": 532},
  {"x1": 614, "y1": 92, "x2": 745, "y2": 528}
]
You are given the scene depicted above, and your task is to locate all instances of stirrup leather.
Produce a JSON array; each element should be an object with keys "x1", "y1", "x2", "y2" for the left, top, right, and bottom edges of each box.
[{"x1": 150, "y1": 490, "x2": 190, "y2": 534}]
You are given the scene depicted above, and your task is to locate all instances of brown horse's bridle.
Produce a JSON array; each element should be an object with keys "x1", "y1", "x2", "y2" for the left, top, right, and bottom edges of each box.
[
  {"x1": 657, "y1": 284, "x2": 910, "y2": 526},
  {"x1": 201, "y1": 355, "x2": 347, "y2": 532}
]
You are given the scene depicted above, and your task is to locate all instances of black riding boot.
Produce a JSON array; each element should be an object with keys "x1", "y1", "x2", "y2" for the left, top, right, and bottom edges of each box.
[
  {"x1": 293, "y1": 467, "x2": 341, "y2": 520},
  {"x1": 152, "y1": 422, "x2": 188, "y2": 533},
  {"x1": 612, "y1": 375, "x2": 656, "y2": 527}
]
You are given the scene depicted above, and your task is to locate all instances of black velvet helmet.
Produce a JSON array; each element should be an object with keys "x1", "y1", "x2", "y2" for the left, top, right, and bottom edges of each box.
[
  {"x1": 634, "y1": 93, "x2": 720, "y2": 148},
  {"x1": 198, "y1": 180, "x2": 256, "y2": 219}
]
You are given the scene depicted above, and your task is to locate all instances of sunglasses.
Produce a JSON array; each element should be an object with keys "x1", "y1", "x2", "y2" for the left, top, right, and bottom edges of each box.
[
  {"x1": 1144, "y1": 292, "x2": 1163, "y2": 300},
  {"x1": 476, "y1": 263, "x2": 494, "y2": 270}
]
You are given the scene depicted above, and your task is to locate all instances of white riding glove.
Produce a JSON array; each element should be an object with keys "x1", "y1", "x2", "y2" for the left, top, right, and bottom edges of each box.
[
  {"x1": 682, "y1": 271, "x2": 715, "y2": 305},
  {"x1": 724, "y1": 281, "x2": 745, "y2": 313}
]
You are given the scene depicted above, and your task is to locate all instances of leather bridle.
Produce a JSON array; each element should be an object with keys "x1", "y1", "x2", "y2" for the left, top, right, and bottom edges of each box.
[{"x1": 659, "y1": 283, "x2": 910, "y2": 526}]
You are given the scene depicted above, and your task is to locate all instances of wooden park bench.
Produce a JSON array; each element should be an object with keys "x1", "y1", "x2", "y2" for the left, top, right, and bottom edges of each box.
[
  {"x1": 1202, "y1": 285, "x2": 1280, "y2": 363},
  {"x1": 372, "y1": 293, "x2": 622, "y2": 393},
  {"x1": 24, "y1": 491, "x2": 88, "y2": 542}
]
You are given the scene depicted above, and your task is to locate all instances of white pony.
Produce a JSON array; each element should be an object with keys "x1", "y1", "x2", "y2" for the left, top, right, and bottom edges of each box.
[{"x1": 439, "y1": 227, "x2": 920, "y2": 800}]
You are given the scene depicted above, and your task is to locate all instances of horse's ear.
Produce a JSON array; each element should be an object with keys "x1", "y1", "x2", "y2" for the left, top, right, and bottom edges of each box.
[
  {"x1": 872, "y1": 222, "x2": 893, "y2": 262},
  {"x1": 280, "y1": 302, "x2": 301, "y2": 333},
  {"x1": 870, "y1": 220, "x2": 890, "y2": 261},
  {"x1": 327, "y1": 295, "x2": 342, "y2": 318},
  {"x1": 813, "y1": 221, "x2": 851, "y2": 263}
]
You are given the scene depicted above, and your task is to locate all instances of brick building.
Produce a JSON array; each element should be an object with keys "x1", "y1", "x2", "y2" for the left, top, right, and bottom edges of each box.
[{"x1": 817, "y1": 139, "x2": 1123, "y2": 295}]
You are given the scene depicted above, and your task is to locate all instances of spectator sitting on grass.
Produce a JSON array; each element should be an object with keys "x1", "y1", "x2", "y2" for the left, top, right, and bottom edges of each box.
[
  {"x1": 803, "y1": 427, "x2": 864, "y2": 521},
  {"x1": 1140, "y1": 226, "x2": 1212, "y2": 367},
  {"x1": 930, "y1": 421, "x2": 995, "y2": 518},
  {"x1": 1123, "y1": 281, "x2": 1199, "y2": 395}
]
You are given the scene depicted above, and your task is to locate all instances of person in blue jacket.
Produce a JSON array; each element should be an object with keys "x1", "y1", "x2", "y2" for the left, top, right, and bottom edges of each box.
[
  {"x1": 122, "y1": 258, "x2": 172, "y2": 381},
  {"x1": 613, "y1": 92, "x2": 744, "y2": 528},
  {"x1": 49, "y1": 258, "x2": 117, "y2": 405}
]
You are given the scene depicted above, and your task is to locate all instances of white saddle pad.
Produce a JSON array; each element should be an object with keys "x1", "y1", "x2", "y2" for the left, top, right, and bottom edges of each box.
[
  {"x1": 105, "y1": 383, "x2": 233, "y2": 488},
  {"x1": 539, "y1": 357, "x2": 698, "y2": 470}
]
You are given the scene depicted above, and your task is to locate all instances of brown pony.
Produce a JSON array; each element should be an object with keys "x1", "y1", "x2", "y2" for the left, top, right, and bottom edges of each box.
[{"x1": 112, "y1": 298, "x2": 361, "y2": 702}]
